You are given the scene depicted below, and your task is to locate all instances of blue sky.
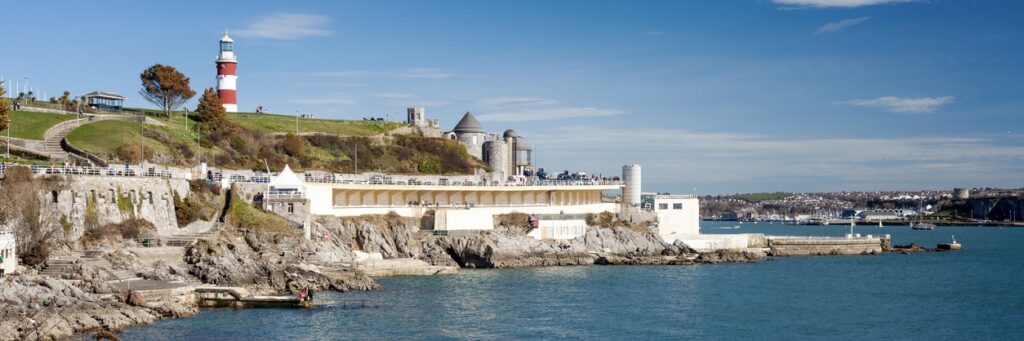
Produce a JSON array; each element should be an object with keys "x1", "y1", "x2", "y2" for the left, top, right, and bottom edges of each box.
[{"x1": 1, "y1": 0, "x2": 1021, "y2": 194}]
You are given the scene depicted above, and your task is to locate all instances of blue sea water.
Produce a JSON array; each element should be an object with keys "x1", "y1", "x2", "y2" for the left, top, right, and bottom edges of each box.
[{"x1": 120, "y1": 222, "x2": 1024, "y2": 340}]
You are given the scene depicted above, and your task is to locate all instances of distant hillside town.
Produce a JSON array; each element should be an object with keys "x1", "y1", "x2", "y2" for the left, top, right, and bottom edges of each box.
[{"x1": 702, "y1": 187, "x2": 1024, "y2": 225}]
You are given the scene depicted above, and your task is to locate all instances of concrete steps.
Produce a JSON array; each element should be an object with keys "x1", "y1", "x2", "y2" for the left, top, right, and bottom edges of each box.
[
  {"x1": 161, "y1": 231, "x2": 216, "y2": 247},
  {"x1": 81, "y1": 252, "x2": 142, "y2": 282},
  {"x1": 39, "y1": 257, "x2": 77, "y2": 278},
  {"x1": 130, "y1": 246, "x2": 187, "y2": 269}
]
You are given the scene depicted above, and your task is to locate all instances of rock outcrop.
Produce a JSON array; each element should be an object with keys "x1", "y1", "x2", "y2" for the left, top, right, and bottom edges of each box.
[
  {"x1": 184, "y1": 230, "x2": 378, "y2": 294},
  {"x1": 432, "y1": 227, "x2": 706, "y2": 268},
  {"x1": 437, "y1": 232, "x2": 593, "y2": 268},
  {"x1": 0, "y1": 275, "x2": 160, "y2": 341}
]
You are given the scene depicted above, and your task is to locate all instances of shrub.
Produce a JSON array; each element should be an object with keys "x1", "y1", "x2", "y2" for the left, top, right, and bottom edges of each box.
[
  {"x1": 80, "y1": 218, "x2": 157, "y2": 246},
  {"x1": 173, "y1": 192, "x2": 203, "y2": 226},
  {"x1": 115, "y1": 144, "x2": 154, "y2": 163},
  {"x1": 417, "y1": 156, "x2": 442, "y2": 174},
  {"x1": 282, "y1": 133, "x2": 305, "y2": 157},
  {"x1": 188, "y1": 179, "x2": 221, "y2": 196},
  {"x1": 0, "y1": 166, "x2": 32, "y2": 183}
]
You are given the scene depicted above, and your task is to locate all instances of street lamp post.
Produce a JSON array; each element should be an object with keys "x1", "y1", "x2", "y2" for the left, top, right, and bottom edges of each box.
[
  {"x1": 5, "y1": 116, "x2": 10, "y2": 158},
  {"x1": 139, "y1": 112, "x2": 145, "y2": 169}
]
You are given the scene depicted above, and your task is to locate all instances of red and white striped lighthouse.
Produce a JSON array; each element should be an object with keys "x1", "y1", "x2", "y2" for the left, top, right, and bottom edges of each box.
[{"x1": 216, "y1": 30, "x2": 238, "y2": 112}]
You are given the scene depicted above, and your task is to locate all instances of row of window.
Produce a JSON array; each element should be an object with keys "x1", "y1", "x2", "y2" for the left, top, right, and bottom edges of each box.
[
  {"x1": 658, "y1": 203, "x2": 684, "y2": 210},
  {"x1": 51, "y1": 190, "x2": 156, "y2": 205},
  {"x1": 1, "y1": 248, "x2": 11, "y2": 259}
]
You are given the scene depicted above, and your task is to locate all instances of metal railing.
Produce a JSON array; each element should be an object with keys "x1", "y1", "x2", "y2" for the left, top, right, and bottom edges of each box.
[
  {"x1": 24, "y1": 165, "x2": 173, "y2": 178},
  {"x1": 300, "y1": 176, "x2": 620, "y2": 187},
  {"x1": 267, "y1": 193, "x2": 306, "y2": 200}
]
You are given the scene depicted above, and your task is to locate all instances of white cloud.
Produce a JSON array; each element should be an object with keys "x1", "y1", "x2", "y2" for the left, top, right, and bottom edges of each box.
[
  {"x1": 843, "y1": 96, "x2": 954, "y2": 114},
  {"x1": 477, "y1": 97, "x2": 559, "y2": 109},
  {"x1": 233, "y1": 13, "x2": 332, "y2": 40},
  {"x1": 477, "y1": 107, "x2": 625, "y2": 122},
  {"x1": 396, "y1": 68, "x2": 453, "y2": 79},
  {"x1": 773, "y1": 0, "x2": 914, "y2": 8},
  {"x1": 289, "y1": 98, "x2": 356, "y2": 105},
  {"x1": 817, "y1": 17, "x2": 872, "y2": 34}
]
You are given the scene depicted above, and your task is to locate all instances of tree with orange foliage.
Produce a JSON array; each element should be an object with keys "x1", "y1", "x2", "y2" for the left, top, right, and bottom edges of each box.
[{"x1": 139, "y1": 64, "x2": 196, "y2": 117}]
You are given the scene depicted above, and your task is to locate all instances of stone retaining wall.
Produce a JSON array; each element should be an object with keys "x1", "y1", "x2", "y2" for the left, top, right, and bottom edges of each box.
[
  {"x1": 42, "y1": 177, "x2": 190, "y2": 238},
  {"x1": 767, "y1": 237, "x2": 883, "y2": 256}
]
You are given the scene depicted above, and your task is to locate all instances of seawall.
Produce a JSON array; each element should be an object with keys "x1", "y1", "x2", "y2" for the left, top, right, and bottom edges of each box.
[
  {"x1": 46, "y1": 176, "x2": 189, "y2": 238},
  {"x1": 767, "y1": 236, "x2": 885, "y2": 256}
]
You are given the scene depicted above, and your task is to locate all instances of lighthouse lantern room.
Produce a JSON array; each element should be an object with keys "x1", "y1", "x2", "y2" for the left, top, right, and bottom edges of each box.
[{"x1": 216, "y1": 30, "x2": 238, "y2": 112}]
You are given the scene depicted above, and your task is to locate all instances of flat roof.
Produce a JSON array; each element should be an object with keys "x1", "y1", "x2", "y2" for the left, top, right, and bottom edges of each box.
[{"x1": 310, "y1": 183, "x2": 621, "y2": 192}]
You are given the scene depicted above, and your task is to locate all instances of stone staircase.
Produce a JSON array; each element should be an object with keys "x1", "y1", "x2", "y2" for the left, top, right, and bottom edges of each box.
[
  {"x1": 39, "y1": 257, "x2": 77, "y2": 278},
  {"x1": 41, "y1": 118, "x2": 89, "y2": 161},
  {"x1": 38, "y1": 114, "x2": 163, "y2": 164},
  {"x1": 80, "y1": 251, "x2": 141, "y2": 282},
  {"x1": 130, "y1": 246, "x2": 187, "y2": 269},
  {"x1": 162, "y1": 230, "x2": 218, "y2": 247}
]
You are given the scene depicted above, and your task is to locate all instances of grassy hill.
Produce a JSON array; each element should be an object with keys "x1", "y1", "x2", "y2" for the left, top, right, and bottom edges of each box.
[
  {"x1": 230, "y1": 112, "x2": 399, "y2": 136},
  {"x1": 64, "y1": 109, "x2": 482, "y2": 174},
  {"x1": 126, "y1": 108, "x2": 398, "y2": 136},
  {"x1": 65, "y1": 120, "x2": 218, "y2": 165},
  {"x1": 0, "y1": 111, "x2": 76, "y2": 140}
]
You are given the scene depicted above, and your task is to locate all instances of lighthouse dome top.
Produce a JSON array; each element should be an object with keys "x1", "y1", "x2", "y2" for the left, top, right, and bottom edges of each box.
[{"x1": 220, "y1": 30, "x2": 234, "y2": 43}]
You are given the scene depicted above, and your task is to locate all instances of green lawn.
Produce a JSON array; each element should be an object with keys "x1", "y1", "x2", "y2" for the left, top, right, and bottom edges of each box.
[
  {"x1": 0, "y1": 111, "x2": 76, "y2": 140},
  {"x1": 0, "y1": 154, "x2": 54, "y2": 165},
  {"x1": 226, "y1": 185, "x2": 296, "y2": 235},
  {"x1": 124, "y1": 107, "x2": 399, "y2": 137},
  {"x1": 65, "y1": 120, "x2": 170, "y2": 156},
  {"x1": 229, "y1": 112, "x2": 399, "y2": 136}
]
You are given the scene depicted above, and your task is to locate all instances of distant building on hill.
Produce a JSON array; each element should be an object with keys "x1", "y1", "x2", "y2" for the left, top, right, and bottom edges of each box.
[
  {"x1": 407, "y1": 107, "x2": 425, "y2": 127},
  {"x1": 857, "y1": 209, "x2": 906, "y2": 222},
  {"x1": 82, "y1": 91, "x2": 125, "y2": 112},
  {"x1": 954, "y1": 187, "x2": 970, "y2": 200},
  {"x1": 446, "y1": 112, "x2": 535, "y2": 182}
]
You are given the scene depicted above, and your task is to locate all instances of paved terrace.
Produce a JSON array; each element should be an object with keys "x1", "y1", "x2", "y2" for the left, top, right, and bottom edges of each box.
[
  {"x1": 0, "y1": 163, "x2": 620, "y2": 192},
  {"x1": 307, "y1": 182, "x2": 620, "y2": 208}
]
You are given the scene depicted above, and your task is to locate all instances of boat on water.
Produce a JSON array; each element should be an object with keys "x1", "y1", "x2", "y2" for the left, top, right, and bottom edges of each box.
[{"x1": 911, "y1": 222, "x2": 936, "y2": 230}]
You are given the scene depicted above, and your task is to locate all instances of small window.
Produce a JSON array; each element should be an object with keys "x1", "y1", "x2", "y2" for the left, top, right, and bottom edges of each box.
[
  {"x1": 287, "y1": 203, "x2": 295, "y2": 213},
  {"x1": 658, "y1": 203, "x2": 668, "y2": 210},
  {"x1": 673, "y1": 203, "x2": 683, "y2": 210},
  {"x1": 51, "y1": 191, "x2": 59, "y2": 204}
]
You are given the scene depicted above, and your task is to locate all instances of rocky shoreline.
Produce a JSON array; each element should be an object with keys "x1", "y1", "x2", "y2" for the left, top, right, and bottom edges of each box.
[{"x1": 1, "y1": 218, "x2": 769, "y2": 340}]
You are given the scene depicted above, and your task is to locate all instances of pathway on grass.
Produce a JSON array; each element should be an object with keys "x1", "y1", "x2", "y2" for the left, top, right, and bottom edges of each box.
[{"x1": 43, "y1": 114, "x2": 166, "y2": 164}]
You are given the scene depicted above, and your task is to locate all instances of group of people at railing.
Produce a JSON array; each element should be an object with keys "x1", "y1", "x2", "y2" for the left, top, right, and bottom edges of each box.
[{"x1": 0, "y1": 163, "x2": 173, "y2": 178}]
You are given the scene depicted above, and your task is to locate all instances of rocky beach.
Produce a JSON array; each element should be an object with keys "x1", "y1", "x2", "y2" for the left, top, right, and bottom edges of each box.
[{"x1": 0, "y1": 213, "x2": 768, "y2": 340}]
